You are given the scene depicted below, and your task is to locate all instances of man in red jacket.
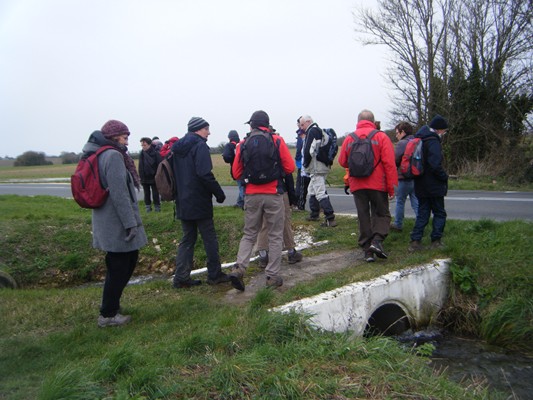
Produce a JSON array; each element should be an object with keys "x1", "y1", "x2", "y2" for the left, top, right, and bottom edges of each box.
[
  {"x1": 338, "y1": 109, "x2": 398, "y2": 262},
  {"x1": 229, "y1": 110, "x2": 295, "y2": 291}
]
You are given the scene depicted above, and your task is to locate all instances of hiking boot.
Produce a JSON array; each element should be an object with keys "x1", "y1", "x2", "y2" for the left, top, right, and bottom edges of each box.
[
  {"x1": 364, "y1": 250, "x2": 375, "y2": 263},
  {"x1": 229, "y1": 264, "x2": 246, "y2": 291},
  {"x1": 306, "y1": 215, "x2": 320, "y2": 222},
  {"x1": 145, "y1": 205, "x2": 152, "y2": 213},
  {"x1": 369, "y1": 240, "x2": 388, "y2": 259},
  {"x1": 173, "y1": 279, "x2": 202, "y2": 289},
  {"x1": 258, "y1": 250, "x2": 268, "y2": 268},
  {"x1": 390, "y1": 224, "x2": 402, "y2": 232},
  {"x1": 154, "y1": 204, "x2": 161, "y2": 212},
  {"x1": 320, "y1": 219, "x2": 338, "y2": 227},
  {"x1": 408, "y1": 240, "x2": 424, "y2": 252},
  {"x1": 98, "y1": 313, "x2": 131, "y2": 328},
  {"x1": 266, "y1": 275, "x2": 283, "y2": 288},
  {"x1": 207, "y1": 272, "x2": 231, "y2": 285},
  {"x1": 430, "y1": 239, "x2": 444, "y2": 249},
  {"x1": 288, "y1": 249, "x2": 303, "y2": 264}
]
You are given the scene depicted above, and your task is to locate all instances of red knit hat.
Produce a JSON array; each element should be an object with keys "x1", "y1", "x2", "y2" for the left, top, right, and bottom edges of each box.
[{"x1": 101, "y1": 120, "x2": 130, "y2": 139}]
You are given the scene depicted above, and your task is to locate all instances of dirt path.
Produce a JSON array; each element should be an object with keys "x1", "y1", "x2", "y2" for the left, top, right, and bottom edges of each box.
[{"x1": 223, "y1": 249, "x2": 362, "y2": 305}]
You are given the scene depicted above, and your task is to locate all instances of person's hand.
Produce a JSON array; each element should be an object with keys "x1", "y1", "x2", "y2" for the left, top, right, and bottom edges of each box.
[
  {"x1": 216, "y1": 193, "x2": 226, "y2": 204},
  {"x1": 125, "y1": 226, "x2": 138, "y2": 242},
  {"x1": 344, "y1": 185, "x2": 350, "y2": 195}
]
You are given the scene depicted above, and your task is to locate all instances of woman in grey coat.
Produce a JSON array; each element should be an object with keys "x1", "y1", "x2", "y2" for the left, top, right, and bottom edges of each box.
[{"x1": 82, "y1": 120, "x2": 148, "y2": 327}]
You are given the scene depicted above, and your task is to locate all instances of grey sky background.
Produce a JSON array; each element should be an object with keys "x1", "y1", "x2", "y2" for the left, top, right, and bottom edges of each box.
[{"x1": 0, "y1": 0, "x2": 391, "y2": 158}]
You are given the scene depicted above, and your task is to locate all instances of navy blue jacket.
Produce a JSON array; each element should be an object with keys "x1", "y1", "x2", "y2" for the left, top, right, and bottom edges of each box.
[
  {"x1": 171, "y1": 132, "x2": 225, "y2": 220},
  {"x1": 414, "y1": 125, "x2": 448, "y2": 197}
]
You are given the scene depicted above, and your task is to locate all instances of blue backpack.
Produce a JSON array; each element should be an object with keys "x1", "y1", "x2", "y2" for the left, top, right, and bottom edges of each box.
[{"x1": 316, "y1": 128, "x2": 338, "y2": 166}]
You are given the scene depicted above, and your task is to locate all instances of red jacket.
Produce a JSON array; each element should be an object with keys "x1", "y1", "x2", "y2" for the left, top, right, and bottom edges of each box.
[
  {"x1": 338, "y1": 120, "x2": 398, "y2": 196},
  {"x1": 232, "y1": 129, "x2": 295, "y2": 195}
]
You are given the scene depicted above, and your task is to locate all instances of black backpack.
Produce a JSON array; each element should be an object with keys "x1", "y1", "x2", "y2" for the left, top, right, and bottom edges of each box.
[
  {"x1": 240, "y1": 131, "x2": 281, "y2": 185},
  {"x1": 348, "y1": 129, "x2": 380, "y2": 177},
  {"x1": 316, "y1": 128, "x2": 338, "y2": 166}
]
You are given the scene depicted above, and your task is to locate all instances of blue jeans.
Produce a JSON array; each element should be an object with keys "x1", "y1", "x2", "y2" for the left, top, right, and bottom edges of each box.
[
  {"x1": 394, "y1": 179, "x2": 418, "y2": 229},
  {"x1": 236, "y1": 179, "x2": 245, "y2": 208},
  {"x1": 410, "y1": 196, "x2": 446, "y2": 242}
]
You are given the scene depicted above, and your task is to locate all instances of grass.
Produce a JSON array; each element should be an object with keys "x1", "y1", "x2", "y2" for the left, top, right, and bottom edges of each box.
[{"x1": 1, "y1": 194, "x2": 532, "y2": 398}]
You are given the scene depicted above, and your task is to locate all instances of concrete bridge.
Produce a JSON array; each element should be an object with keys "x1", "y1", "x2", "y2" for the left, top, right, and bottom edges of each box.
[{"x1": 273, "y1": 259, "x2": 450, "y2": 336}]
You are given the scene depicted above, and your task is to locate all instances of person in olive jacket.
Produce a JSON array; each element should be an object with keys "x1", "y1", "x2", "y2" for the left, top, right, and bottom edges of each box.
[
  {"x1": 409, "y1": 115, "x2": 449, "y2": 251},
  {"x1": 171, "y1": 117, "x2": 229, "y2": 288},
  {"x1": 138, "y1": 137, "x2": 163, "y2": 212}
]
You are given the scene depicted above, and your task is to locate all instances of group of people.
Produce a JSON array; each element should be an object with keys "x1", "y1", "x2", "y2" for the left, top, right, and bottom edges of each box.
[{"x1": 83, "y1": 109, "x2": 449, "y2": 327}]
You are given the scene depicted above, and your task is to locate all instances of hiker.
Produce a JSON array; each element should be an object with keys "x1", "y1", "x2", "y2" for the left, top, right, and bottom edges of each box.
[
  {"x1": 300, "y1": 115, "x2": 337, "y2": 227},
  {"x1": 409, "y1": 115, "x2": 449, "y2": 251},
  {"x1": 391, "y1": 122, "x2": 419, "y2": 231},
  {"x1": 171, "y1": 117, "x2": 229, "y2": 288},
  {"x1": 338, "y1": 109, "x2": 397, "y2": 262},
  {"x1": 228, "y1": 110, "x2": 295, "y2": 291},
  {"x1": 83, "y1": 120, "x2": 147, "y2": 327},
  {"x1": 222, "y1": 130, "x2": 245, "y2": 209},
  {"x1": 256, "y1": 129, "x2": 303, "y2": 267},
  {"x1": 295, "y1": 117, "x2": 310, "y2": 211},
  {"x1": 138, "y1": 137, "x2": 163, "y2": 212},
  {"x1": 160, "y1": 136, "x2": 178, "y2": 158}
]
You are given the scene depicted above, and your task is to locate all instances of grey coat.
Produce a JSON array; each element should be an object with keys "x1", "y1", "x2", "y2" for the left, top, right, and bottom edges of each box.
[{"x1": 83, "y1": 131, "x2": 148, "y2": 252}]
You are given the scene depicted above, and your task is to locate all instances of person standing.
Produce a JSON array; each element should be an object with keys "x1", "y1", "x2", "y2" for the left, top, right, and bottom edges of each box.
[
  {"x1": 409, "y1": 115, "x2": 449, "y2": 251},
  {"x1": 338, "y1": 109, "x2": 398, "y2": 262},
  {"x1": 171, "y1": 117, "x2": 229, "y2": 288},
  {"x1": 138, "y1": 137, "x2": 163, "y2": 212},
  {"x1": 300, "y1": 115, "x2": 337, "y2": 227},
  {"x1": 391, "y1": 122, "x2": 419, "y2": 231},
  {"x1": 222, "y1": 130, "x2": 245, "y2": 209},
  {"x1": 82, "y1": 120, "x2": 148, "y2": 327},
  {"x1": 228, "y1": 110, "x2": 295, "y2": 291}
]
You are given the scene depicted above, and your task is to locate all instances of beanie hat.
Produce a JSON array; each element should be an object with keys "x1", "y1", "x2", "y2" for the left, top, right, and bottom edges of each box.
[
  {"x1": 245, "y1": 110, "x2": 269, "y2": 129},
  {"x1": 101, "y1": 120, "x2": 130, "y2": 139},
  {"x1": 429, "y1": 115, "x2": 448, "y2": 130},
  {"x1": 228, "y1": 130, "x2": 240, "y2": 142},
  {"x1": 188, "y1": 117, "x2": 209, "y2": 132}
]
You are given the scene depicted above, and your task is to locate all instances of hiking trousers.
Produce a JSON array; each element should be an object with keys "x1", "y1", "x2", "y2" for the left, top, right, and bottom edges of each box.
[
  {"x1": 308, "y1": 173, "x2": 335, "y2": 220},
  {"x1": 257, "y1": 192, "x2": 295, "y2": 251},
  {"x1": 353, "y1": 189, "x2": 391, "y2": 249}
]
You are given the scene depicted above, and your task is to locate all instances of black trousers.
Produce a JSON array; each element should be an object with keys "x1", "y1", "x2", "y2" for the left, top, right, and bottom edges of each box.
[
  {"x1": 142, "y1": 183, "x2": 160, "y2": 206},
  {"x1": 100, "y1": 250, "x2": 138, "y2": 317}
]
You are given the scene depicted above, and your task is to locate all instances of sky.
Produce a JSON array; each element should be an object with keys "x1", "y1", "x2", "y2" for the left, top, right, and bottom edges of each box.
[{"x1": 0, "y1": 0, "x2": 392, "y2": 158}]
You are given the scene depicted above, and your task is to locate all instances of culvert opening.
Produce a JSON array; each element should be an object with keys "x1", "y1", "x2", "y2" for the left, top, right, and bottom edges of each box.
[{"x1": 364, "y1": 303, "x2": 410, "y2": 337}]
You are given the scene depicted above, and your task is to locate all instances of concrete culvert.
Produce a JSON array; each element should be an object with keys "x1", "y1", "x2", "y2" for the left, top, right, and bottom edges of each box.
[
  {"x1": 364, "y1": 303, "x2": 411, "y2": 337},
  {"x1": 0, "y1": 269, "x2": 18, "y2": 289}
]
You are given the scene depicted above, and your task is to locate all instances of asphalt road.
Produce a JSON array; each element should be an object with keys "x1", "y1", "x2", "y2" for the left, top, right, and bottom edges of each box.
[{"x1": 1, "y1": 183, "x2": 532, "y2": 222}]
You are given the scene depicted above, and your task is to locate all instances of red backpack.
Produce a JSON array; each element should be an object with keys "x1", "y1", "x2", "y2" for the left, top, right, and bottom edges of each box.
[
  {"x1": 400, "y1": 138, "x2": 424, "y2": 178},
  {"x1": 71, "y1": 146, "x2": 114, "y2": 208}
]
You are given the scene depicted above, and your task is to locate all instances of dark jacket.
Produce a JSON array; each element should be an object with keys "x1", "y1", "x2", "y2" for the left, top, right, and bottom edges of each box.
[
  {"x1": 414, "y1": 125, "x2": 448, "y2": 197},
  {"x1": 171, "y1": 132, "x2": 225, "y2": 220},
  {"x1": 138, "y1": 146, "x2": 162, "y2": 184},
  {"x1": 295, "y1": 130, "x2": 304, "y2": 169},
  {"x1": 303, "y1": 123, "x2": 329, "y2": 174}
]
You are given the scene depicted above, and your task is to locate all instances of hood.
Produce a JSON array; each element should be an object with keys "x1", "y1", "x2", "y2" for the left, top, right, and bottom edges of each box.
[
  {"x1": 355, "y1": 120, "x2": 377, "y2": 131},
  {"x1": 82, "y1": 130, "x2": 112, "y2": 154},
  {"x1": 415, "y1": 125, "x2": 440, "y2": 141},
  {"x1": 172, "y1": 132, "x2": 204, "y2": 157}
]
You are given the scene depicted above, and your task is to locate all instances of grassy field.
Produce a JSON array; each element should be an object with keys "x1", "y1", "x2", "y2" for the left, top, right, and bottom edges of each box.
[{"x1": 0, "y1": 193, "x2": 532, "y2": 399}]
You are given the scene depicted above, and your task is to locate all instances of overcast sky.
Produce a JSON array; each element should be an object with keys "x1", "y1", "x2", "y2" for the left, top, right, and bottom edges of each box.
[{"x1": 0, "y1": 0, "x2": 391, "y2": 157}]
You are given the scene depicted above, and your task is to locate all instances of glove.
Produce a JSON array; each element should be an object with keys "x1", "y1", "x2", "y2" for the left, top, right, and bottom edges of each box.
[
  {"x1": 344, "y1": 185, "x2": 350, "y2": 195},
  {"x1": 216, "y1": 193, "x2": 226, "y2": 204},
  {"x1": 124, "y1": 226, "x2": 138, "y2": 242}
]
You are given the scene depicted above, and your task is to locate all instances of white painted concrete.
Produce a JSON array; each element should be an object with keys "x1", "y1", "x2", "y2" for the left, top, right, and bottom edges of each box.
[{"x1": 273, "y1": 259, "x2": 450, "y2": 336}]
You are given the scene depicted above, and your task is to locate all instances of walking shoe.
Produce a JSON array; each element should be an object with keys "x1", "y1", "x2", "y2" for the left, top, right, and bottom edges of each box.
[
  {"x1": 390, "y1": 224, "x2": 402, "y2": 232},
  {"x1": 207, "y1": 272, "x2": 231, "y2": 285},
  {"x1": 98, "y1": 313, "x2": 131, "y2": 328},
  {"x1": 229, "y1": 264, "x2": 246, "y2": 291},
  {"x1": 369, "y1": 240, "x2": 388, "y2": 259},
  {"x1": 154, "y1": 205, "x2": 161, "y2": 212},
  {"x1": 430, "y1": 239, "x2": 444, "y2": 249},
  {"x1": 266, "y1": 275, "x2": 283, "y2": 288},
  {"x1": 320, "y1": 219, "x2": 338, "y2": 227},
  {"x1": 258, "y1": 250, "x2": 268, "y2": 268},
  {"x1": 287, "y1": 249, "x2": 303, "y2": 264},
  {"x1": 145, "y1": 205, "x2": 152, "y2": 213},
  {"x1": 306, "y1": 216, "x2": 320, "y2": 222},
  {"x1": 364, "y1": 250, "x2": 375, "y2": 263},
  {"x1": 173, "y1": 279, "x2": 202, "y2": 289},
  {"x1": 408, "y1": 240, "x2": 424, "y2": 252}
]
